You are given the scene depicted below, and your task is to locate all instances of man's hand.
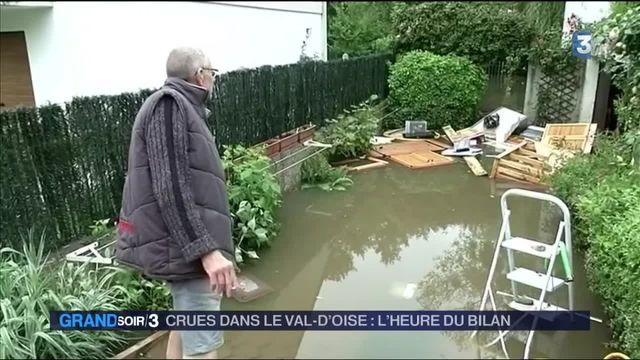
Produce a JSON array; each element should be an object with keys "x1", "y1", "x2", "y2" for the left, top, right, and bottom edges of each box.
[{"x1": 201, "y1": 250, "x2": 238, "y2": 297}]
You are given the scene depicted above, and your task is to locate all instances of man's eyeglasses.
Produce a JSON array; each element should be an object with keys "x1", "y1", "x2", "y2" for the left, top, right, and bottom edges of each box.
[{"x1": 198, "y1": 67, "x2": 219, "y2": 79}]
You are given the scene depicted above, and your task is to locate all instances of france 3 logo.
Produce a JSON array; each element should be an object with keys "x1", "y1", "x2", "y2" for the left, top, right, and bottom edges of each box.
[{"x1": 572, "y1": 31, "x2": 593, "y2": 59}]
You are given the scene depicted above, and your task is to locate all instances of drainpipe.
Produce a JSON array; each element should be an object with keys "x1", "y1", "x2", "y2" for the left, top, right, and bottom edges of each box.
[{"x1": 321, "y1": 1, "x2": 328, "y2": 61}]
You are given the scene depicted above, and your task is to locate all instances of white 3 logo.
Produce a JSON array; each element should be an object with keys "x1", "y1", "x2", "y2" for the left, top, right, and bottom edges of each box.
[{"x1": 576, "y1": 34, "x2": 592, "y2": 55}]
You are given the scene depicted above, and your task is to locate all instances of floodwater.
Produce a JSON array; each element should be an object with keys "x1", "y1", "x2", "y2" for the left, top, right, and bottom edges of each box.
[{"x1": 139, "y1": 158, "x2": 611, "y2": 359}]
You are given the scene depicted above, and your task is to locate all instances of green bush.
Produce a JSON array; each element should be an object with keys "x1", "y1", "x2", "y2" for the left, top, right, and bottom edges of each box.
[
  {"x1": 316, "y1": 95, "x2": 382, "y2": 162},
  {"x1": 550, "y1": 135, "x2": 640, "y2": 357},
  {"x1": 390, "y1": 2, "x2": 535, "y2": 66},
  {"x1": 300, "y1": 94, "x2": 382, "y2": 192},
  {"x1": 301, "y1": 155, "x2": 353, "y2": 192},
  {"x1": 387, "y1": 51, "x2": 488, "y2": 130},
  {"x1": 222, "y1": 145, "x2": 282, "y2": 263}
]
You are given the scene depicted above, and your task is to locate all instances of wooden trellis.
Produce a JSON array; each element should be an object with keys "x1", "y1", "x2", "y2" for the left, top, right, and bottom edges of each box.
[
  {"x1": 534, "y1": 62, "x2": 585, "y2": 125},
  {"x1": 525, "y1": 63, "x2": 585, "y2": 126}
]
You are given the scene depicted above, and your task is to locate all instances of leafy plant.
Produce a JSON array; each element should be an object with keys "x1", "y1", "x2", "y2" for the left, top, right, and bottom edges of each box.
[
  {"x1": 390, "y1": 2, "x2": 535, "y2": 67},
  {"x1": 111, "y1": 269, "x2": 171, "y2": 311},
  {"x1": 388, "y1": 50, "x2": 488, "y2": 130},
  {"x1": 222, "y1": 145, "x2": 282, "y2": 263},
  {"x1": 0, "y1": 230, "x2": 128, "y2": 359},
  {"x1": 89, "y1": 218, "x2": 113, "y2": 237},
  {"x1": 316, "y1": 95, "x2": 382, "y2": 162},
  {"x1": 301, "y1": 155, "x2": 353, "y2": 192}
]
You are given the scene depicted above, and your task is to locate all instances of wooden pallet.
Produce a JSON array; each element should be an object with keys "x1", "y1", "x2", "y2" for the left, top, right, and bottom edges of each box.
[
  {"x1": 389, "y1": 150, "x2": 454, "y2": 169},
  {"x1": 540, "y1": 123, "x2": 596, "y2": 153},
  {"x1": 490, "y1": 141, "x2": 550, "y2": 185}
]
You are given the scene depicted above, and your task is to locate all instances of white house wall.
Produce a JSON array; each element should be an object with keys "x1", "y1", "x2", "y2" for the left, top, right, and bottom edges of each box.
[{"x1": 0, "y1": 1, "x2": 326, "y2": 106}]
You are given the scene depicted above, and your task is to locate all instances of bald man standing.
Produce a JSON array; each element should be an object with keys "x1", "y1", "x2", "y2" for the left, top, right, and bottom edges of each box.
[{"x1": 115, "y1": 47, "x2": 237, "y2": 359}]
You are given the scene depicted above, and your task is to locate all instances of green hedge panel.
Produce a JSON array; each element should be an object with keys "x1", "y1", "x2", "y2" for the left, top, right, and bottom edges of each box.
[{"x1": 0, "y1": 54, "x2": 390, "y2": 250}]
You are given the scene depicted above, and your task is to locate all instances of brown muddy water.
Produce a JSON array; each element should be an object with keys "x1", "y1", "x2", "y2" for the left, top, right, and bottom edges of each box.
[{"x1": 139, "y1": 158, "x2": 611, "y2": 359}]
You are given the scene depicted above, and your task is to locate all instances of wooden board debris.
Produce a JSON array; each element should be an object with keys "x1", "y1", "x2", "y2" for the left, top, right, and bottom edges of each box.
[
  {"x1": 442, "y1": 124, "x2": 488, "y2": 177},
  {"x1": 389, "y1": 150, "x2": 454, "y2": 169},
  {"x1": 347, "y1": 156, "x2": 389, "y2": 172},
  {"x1": 463, "y1": 156, "x2": 488, "y2": 176}
]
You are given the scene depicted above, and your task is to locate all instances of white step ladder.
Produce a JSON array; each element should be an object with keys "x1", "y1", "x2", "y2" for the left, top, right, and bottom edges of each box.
[{"x1": 472, "y1": 188, "x2": 575, "y2": 359}]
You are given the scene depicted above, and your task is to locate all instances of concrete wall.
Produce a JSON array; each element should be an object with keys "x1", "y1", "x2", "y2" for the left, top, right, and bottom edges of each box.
[
  {"x1": 270, "y1": 143, "x2": 319, "y2": 193},
  {"x1": 0, "y1": 1, "x2": 327, "y2": 106}
]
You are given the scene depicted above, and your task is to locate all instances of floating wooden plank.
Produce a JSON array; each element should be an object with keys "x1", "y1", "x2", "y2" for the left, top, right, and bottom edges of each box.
[
  {"x1": 371, "y1": 141, "x2": 443, "y2": 157},
  {"x1": 347, "y1": 157, "x2": 389, "y2": 172},
  {"x1": 463, "y1": 156, "x2": 488, "y2": 176},
  {"x1": 389, "y1": 150, "x2": 454, "y2": 169}
]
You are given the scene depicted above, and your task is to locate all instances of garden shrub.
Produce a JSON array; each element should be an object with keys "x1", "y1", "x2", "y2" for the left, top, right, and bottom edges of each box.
[
  {"x1": 390, "y1": 2, "x2": 535, "y2": 67},
  {"x1": 222, "y1": 145, "x2": 282, "y2": 263},
  {"x1": 316, "y1": 95, "x2": 382, "y2": 162},
  {"x1": 387, "y1": 51, "x2": 488, "y2": 130},
  {"x1": 550, "y1": 135, "x2": 640, "y2": 357},
  {"x1": 301, "y1": 94, "x2": 382, "y2": 192},
  {"x1": 301, "y1": 155, "x2": 353, "y2": 192}
]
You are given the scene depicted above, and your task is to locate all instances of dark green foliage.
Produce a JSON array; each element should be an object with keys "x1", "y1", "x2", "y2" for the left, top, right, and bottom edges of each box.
[
  {"x1": 390, "y1": 2, "x2": 535, "y2": 67},
  {"x1": 301, "y1": 155, "x2": 353, "y2": 192},
  {"x1": 0, "y1": 54, "x2": 389, "y2": 251},
  {"x1": 388, "y1": 51, "x2": 488, "y2": 130},
  {"x1": 328, "y1": 2, "x2": 394, "y2": 59},
  {"x1": 301, "y1": 95, "x2": 383, "y2": 192},
  {"x1": 316, "y1": 95, "x2": 383, "y2": 162},
  {"x1": 550, "y1": 135, "x2": 640, "y2": 357},
  {"x1": 221, "y1": 145, "x2": 282, "y2": 263}
]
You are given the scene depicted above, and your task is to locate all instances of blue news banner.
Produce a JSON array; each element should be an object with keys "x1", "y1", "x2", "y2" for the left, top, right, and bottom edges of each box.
[{"x1": 50, "y1": 311, "x2": 591, "y2": 331}]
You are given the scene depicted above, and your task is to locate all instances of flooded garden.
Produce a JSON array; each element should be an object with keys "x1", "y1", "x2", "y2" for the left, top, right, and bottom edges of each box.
[
  {"x1": 137, "y1": 160, "x2": 612, "y2": 359},
  {"x1": 1, "y1": 2, "x2": 638, "y2": 360}
]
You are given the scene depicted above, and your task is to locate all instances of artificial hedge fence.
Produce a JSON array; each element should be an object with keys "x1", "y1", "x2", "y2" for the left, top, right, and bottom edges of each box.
[{"x1": 0, "y1": 53, "x2": 390, "y2": 251}]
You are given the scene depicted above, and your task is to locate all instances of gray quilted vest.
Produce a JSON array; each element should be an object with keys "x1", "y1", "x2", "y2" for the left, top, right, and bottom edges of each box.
[{"x1": 114, "y1": 78, "x2": 233, "y2": 281}]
